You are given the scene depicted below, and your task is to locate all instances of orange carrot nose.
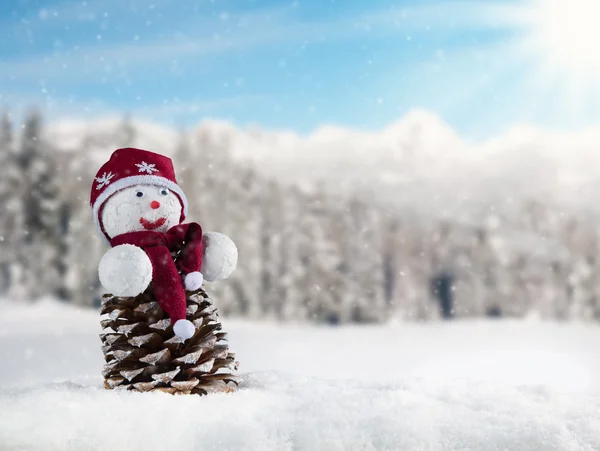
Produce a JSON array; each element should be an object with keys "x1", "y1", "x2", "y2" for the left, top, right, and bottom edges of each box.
[{"x1": 150, "y1": 200, "x2": 160, "y2": 209}]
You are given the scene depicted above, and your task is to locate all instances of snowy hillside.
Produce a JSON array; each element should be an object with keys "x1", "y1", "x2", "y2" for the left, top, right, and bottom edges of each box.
[
  {"x1": 1, "y1": 300, "x2": 599, "y2": 450},
  {"x1": 45, "y1": 110, "x2": 600, "y2": 219}
]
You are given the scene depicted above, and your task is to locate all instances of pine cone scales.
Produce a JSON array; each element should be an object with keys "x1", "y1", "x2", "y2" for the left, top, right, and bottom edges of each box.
[{"x1": 99, "y1": 287, "x2": 240, "y2": 395}]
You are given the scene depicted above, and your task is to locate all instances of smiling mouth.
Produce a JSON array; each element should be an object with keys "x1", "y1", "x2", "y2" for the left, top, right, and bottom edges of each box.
[{"x1": 139, "y1": 217, "x2": 167, "y2": 230}]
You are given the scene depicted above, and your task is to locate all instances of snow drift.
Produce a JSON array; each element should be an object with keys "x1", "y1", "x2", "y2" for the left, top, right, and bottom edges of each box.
[{"x1": 1, "y1": 300, "x2": 600, "y2": 450}]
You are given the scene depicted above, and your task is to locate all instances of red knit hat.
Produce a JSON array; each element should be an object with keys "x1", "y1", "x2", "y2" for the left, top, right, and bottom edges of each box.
[{"x1": 90, "y1": 148, "x2": 188, "y2": 240}]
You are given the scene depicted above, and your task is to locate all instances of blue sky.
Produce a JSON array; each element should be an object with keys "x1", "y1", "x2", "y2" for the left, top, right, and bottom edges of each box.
[{"x1": 1, "y1": 0, "x2": 599, "y2": 139}]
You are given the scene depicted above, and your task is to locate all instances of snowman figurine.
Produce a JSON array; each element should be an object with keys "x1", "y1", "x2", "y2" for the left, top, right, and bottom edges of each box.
[{"x1": 90, "y1": 148, "x2": 238, "y2": 341}]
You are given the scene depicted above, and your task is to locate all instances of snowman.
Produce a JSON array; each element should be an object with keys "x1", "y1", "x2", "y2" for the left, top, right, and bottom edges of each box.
[{"x1": 90, "y1": 148, "x2": 238, "y2": 341}]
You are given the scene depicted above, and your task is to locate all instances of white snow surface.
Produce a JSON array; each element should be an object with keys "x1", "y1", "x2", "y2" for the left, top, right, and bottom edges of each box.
[{"x1": 1, "y1": 299, "x2": 599, "y2": 450}]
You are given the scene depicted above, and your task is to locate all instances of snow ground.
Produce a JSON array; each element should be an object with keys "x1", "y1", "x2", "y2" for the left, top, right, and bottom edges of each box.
[{"x1": 1, "y1": 300, "x2": 599, "y2": 450}]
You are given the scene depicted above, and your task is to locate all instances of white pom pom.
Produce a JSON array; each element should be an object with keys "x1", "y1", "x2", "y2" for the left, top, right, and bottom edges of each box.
[
  {"x1": 173, "y1": 319, "x2": 195, "y2": 341},
  {"x1": 184, "y1": 271, "x2": 204, "y2": 291},
  {"x1": 201, "y1": 232, "x2": 238, "y2": 282},
  {"x1": 98, "y1": 244, "x2": 153, "y2": 297}
]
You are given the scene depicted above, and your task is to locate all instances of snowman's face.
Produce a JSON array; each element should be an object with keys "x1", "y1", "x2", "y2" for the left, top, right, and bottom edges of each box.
[{"x1": 101, "y1": 185, "x2": 182, "y2": 238}]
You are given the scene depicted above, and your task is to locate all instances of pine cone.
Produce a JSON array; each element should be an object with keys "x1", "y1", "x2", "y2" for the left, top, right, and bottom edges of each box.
[{"x1": 99, "y1": 286, "x2": 240, "y2": 395}]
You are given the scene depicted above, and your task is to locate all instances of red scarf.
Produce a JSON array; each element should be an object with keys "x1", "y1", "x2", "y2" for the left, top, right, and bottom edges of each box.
[{"x1": 110, "y1": 222, "x2": 203, "y2": 323}]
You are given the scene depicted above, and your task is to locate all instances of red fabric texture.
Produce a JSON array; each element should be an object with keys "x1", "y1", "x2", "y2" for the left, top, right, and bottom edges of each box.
[
  {"x1": 90, "y1": 148, "x2": 179, "y2": 207},
  {"x1": 110, "y1": 223, "x2": 203, "y2": 323}
]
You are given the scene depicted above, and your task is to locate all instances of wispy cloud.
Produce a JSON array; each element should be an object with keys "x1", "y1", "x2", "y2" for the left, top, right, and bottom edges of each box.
[
  {"x1": 2, "y1": 0, "x2": 215, "y2": 31},
  {"x1": 1, "y1": 88, "x2": 269, "y2": 123},
  {"x1": 35, "y1": 0, "x2": 178, "y2": 22},
  {"x1": 0, "y1": 5, "x2": 294, "y2": 84},
  {"x1": 356, "y1": 1, "x2": 523, "y2": 32},
  {"x1": 0, "y1": 90, "x2": 114, "y2": 118},
  {"x1": 0, "y1": 36, "x2": 250, "y2": 83},
  {"x1": 1, "y1": 1, "x2": 508, "y2": 86},
  {"x1": 134, "y1": 94, "x2": 271, "y2": 119}
]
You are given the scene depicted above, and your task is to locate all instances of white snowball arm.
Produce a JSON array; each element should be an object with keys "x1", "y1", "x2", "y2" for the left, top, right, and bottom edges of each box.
[
  {"x1": 98, "y1": 244, "x2": 153, "y2": 297},
  {"x1": 201, "y1": 231, "x2": 238, "y2": 282},
  {"x1": 184, "y1": 271, "x2": 203, "y2": 291},
  {"x1": 173, "y1": 319, "x2": 195, "y2": 341}
]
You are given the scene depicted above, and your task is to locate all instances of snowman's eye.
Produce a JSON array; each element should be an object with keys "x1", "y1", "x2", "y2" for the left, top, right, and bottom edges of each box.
[
  {"x1": 160, "y1": 189, "x2": 168, "y2": 196},
  {"x1": 136, "y1": 191, "x2": 144, "y2": 198}
]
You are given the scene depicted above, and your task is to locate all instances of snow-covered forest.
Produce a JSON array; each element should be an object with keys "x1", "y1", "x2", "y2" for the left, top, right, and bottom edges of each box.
[{"x1": 2, "y1": 109, "x2": 600, "y2": 323}]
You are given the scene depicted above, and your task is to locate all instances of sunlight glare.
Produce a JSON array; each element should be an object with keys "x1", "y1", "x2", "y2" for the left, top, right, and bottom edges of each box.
[{"x1": 528, "y1": 0, "x2": 600, "y2": 75}]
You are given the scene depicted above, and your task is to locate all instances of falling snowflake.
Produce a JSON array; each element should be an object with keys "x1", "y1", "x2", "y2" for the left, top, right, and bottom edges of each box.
[
  {"x1": 95, "y1": 172, "x2": 114, "y2": 190},
  {"x1": 136, "y1": 161, "x2": 159, "y2": 174}
]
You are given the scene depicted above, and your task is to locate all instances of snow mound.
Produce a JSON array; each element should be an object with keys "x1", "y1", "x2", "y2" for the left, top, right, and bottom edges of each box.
[
  {"x1": 1, "y1": 300, "x2": 600, "y2": 450},
  {"x1": 1, "y1": 373, "x2": 599, "y2": 451}
]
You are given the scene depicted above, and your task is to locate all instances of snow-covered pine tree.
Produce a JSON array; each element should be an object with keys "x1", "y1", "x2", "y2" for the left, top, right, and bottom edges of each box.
[
  {"x1": 63, "y1": 198, "x2": 104, "y2": 305},
  {"x1": 175, "y1": 129, "x2": 202, "y2": 220},
  {"x1": 221, "y1": 164, "x2": 263, "y2": 318},
  {"x1": 189, "y1": 125, "x2": 234, "y2": 230},
  {"x1": 0, "y1": 112, "x2": 17, "y2": 294},
  {"x1": 117, "y1": 113, "x2": 136, "y2": 147},
  {"x1": 184, "y1": 126, "x2": 265, "y2": 318},
  {"x1": 565, "y1": 256, "x2": 594, "y2": 320},
  {"x1": 300, "y1": 183, "x2": 345, "y2": 323},
  {"x1": 286, "y1": 186, "x2": 317, "y2": 321},
  {"x1": 407, "y1": 224, "x2": 438, "y2": 321},
  {"x1": 588, "y1": 253, "x2": 600, "y2": 320},
  {"x1": 327, "y1": 201, "x2": 360, "y2": 323},
  {"x1": 346, "y1": 196, "x2": 386, "y2": 323},
  {"x1": 276, "y1": 185, "x2": 308, "y2": 320},
  {"x1": 52, "y1": 150, "x2": 74, "y2": 300},
  {"x1": 58, "y1": 131, "x2": 110, "y2": 306},
  {"x1": 507, "y1": 255, "x2": 536, "y2": 317},
  {"x1": 178, "y1": 128, "x2": 233, "y2": 311},
  {"x1": 381, "y1": 216, "x2": 399, "y2": 310},
  {"x1": 381, "y1": 217, "x2": 421, "y2": 321},
  {"x1": 544, "y1": 259, "x2": 568, "y2": 319},
  {"x1": 258, "y1": 179, "x2": 285, "y2": 318},
  {"x1": 14, "y1": 110, "x2": 62, "y2": 300},
  {"x1": 583, "y1": 229, "x2": 600, "y2": 320},
  {"x1": 464, "y1": 227, "x2": 497, "y2": 317},
  {"x1": 381, "y1": 216, "x2": 416, "y2": 318}
]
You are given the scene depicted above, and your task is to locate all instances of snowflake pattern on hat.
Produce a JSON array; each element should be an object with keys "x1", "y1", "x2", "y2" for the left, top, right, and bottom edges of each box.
[
  {"x1": 136, "y1": 161, "x2": 159, "y2": 174},
  {"x1": 95, "y1": 172, "x2": 114, "y2": 190}
]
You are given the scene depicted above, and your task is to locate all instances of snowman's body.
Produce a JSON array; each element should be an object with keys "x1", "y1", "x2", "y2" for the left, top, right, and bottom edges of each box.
[
  {"x1": 91, "y1": 148, "x2": 238, "y2": 341},
  {"x1": 99, "y1": 185, "x2": 186, "y2": 298},
  {"x1": 97, "y1": 184, "x2": 237, "y2": 341}
]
